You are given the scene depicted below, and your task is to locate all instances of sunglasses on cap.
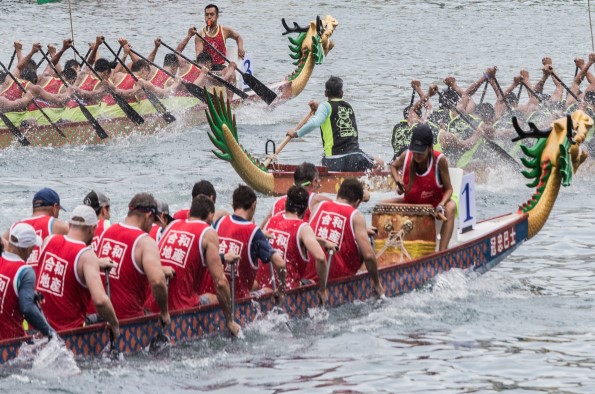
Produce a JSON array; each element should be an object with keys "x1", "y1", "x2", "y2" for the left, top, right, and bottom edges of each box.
[{"x1": 130, "y1": 205, "x2": 162, "y2": 222}]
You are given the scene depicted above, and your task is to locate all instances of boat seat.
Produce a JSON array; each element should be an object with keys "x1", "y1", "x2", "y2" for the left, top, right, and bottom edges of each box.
[{"x1": 436, "y1": 167, "x2": 464, "y2": 249}]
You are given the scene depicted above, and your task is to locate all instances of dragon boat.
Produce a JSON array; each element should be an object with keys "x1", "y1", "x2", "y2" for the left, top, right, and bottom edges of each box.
[
  {"x1": 0, "y1": 101, "x2": 590, "y2": 365},
  {"x1": 0, "y1": 15, "x2": 338, "y2": 149}
]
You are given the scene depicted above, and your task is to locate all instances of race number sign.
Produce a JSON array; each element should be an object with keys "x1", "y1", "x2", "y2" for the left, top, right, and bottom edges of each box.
[
  {"x1": 238, "y1": 54, "x2": 253, "y2": 91},
  {"x1": 459, "y1": 172, "x2": 476, "y2": 233}
]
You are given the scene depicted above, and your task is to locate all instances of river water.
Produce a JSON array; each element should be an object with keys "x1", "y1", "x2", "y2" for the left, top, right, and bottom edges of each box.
[{"x1": 2, "y1": 0, "x2": 595, "y2": 392}]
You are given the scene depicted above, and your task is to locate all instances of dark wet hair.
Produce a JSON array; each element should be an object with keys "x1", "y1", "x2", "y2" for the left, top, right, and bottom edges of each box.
[
  {"x1": 127, "y1": 193, "x2": 158, "y2": 216},
  {"x1": 325, "y1": 76, "x2": 343, "y2": 97},
  {"x1": 439, "y1": 88, "x2": 459, "y2": 110},
  {"x1": 505, "y1": 92, "x2": 518, "y2": 106},
  {"x1": 131, "y1": 59, "x2": 150, "y2": 73},
  {"x1": 24, "y1": 59, "x2": 36, "y2": 71},
  {"x1": 0, "y1": 72, "x2": 6, "y2": 84},
  {"x1": 475, "y1": 103, "x2": 495, "y2": 122},
  {"x1": 190, "y1": 194, "x2": 215, "y2": 220},
  {"x1": 164, "y1": 54, "x2": 179, "y2": 68},
  {"x1": 192, "y1": 180, "x2": 216, "y2": 201},
  {"x1": 285, "y1": 185, "x2": 309, "y2": 217},
  {"x1": 337, "y1": 178, "x2": 364, "y2": 204},
  {"x1": 294, "y1": 162, "x2": 318, "y2": 186},
  {"x1": 95, "y1": 58, "x2": 112, "y2": 73},
  {"x1": 64, "y1": 59, "x2": 79, "y2": 71},
  {"x1": 205, "y1": 4, "x2": 219, "y2": 14},
  {"x1": 232, "y1": 185, "x2": 256, "y2": 211},
  {"x1": 20, "y1": 68, "x2": 38, "y2": 84},
  {"x1": 62, "y1": 67, "x2": 77, "y2": 84},
  {"x1": 585, "y1": 91, "x2": 595, "y2": 105},
  {"x1": 196, "y1": 52, "x2": 212, "y2": 65}
]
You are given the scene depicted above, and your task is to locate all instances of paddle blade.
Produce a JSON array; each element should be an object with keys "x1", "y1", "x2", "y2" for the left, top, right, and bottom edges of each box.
[
  {"x1": 109, "y1": 89, "x2": 145, "y2": 125},
  {"x1": 182, "y1": 82, "x2": 207, "y2": 103},
  {"x1": 149, "y1": 332, "x2": 171, "y2": 356},
  {"x1": 74, "y1": 97, "x2": 109, "y2": 139},
  {"x1": 0, "y1": 112, "x2": 30, "y2": 146},
  {"x1": 143, "y1": 88, "x2": 176, "y2": 123},
  {"x1": 241, "y1": 73, "x2": 277, "y2": 105}
]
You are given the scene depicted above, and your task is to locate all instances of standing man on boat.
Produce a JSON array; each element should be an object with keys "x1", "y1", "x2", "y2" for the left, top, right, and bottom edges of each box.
[
  {"x1": 0, "y1": 223, "x2": 54, "y2": 341},
  {"x1": 35, "y1": 205, "x2": 120, "y2": 338},
  {"x1": 96, "y1": 193, "x2": 171, "y2": 324},
  {"x1": 287, "y1": 76, "x2": 384, "y2": 172},
  {"x1": 387, "y1": 124, "x2": 456, "y2": 251},
  {"x1": 303, "y1": 179, "x2": 384, "y2": 298},
  {"x1": 145, "y1": 195, "x2": 240, "y2": 336},
  {"x1": 3, "y1": 188, "x2": 69, "y2": 273},
  {"x1": 83, "y1": 190, "x2": 111, "y2": 253},
  {"x1": 202, "y1": 185, "x2": 286, "y2": 300}
]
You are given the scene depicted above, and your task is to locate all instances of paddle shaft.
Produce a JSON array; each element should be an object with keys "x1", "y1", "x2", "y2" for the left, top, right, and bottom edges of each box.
[
  {"x1": 230, "y1": 261, "x2": 236, "y2": 319},
  {"x1": 324, "y1": 251, "x2": 334, "y2": 288},
  {"x1": 159, "y1": 41, "x2": 248, "y2": 99},
  {"x1": 479, "y1": 80, "x2": 489, "y2": 104},
  {"x1": 0, "y1": 111, "x2": 30, "y2": 146},
  {"x1": 492, "y1": 77, "x2": 513, "y2": 114},
  {"x1": 550, "y1": 70, "x2": 580, "y2": 101},
  {"x1": 103, "y1": 42, "x2": 175, "y2": 123},
  {"x1": 409, "y1": 87, "x2": 415, "y2": 106},
  {"x1": 0, "y1": 60, "x2": 66, "y2": 138},
  {"x1": 262, "y1": 110, "x2": 315, "y2": 167},
  {"x1": 38, "y1": 49, "x2": 108, "y2": 139},
  {"x1": 71, "y1": 44, "x2": 145, "y2": 125},
  {"x1": 520, "y1": 81, "x2": 543, "y2": 103},
  {"x1": 7, "y1": 49, "x2": 16, "y2": 70}
]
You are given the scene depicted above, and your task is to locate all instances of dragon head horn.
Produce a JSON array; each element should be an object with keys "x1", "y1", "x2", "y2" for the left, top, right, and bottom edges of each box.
[
  {"x1": 282, "y1": 18, "x2": 309, "y2": 35},
  {"x1": 511, "y1": 116, "x2": 553, "y2": 142}
]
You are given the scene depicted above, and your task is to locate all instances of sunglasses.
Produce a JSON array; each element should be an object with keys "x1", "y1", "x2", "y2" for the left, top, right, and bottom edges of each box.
[{"x1": 130, "y1": 205, "x2": 160, "y2": 220}]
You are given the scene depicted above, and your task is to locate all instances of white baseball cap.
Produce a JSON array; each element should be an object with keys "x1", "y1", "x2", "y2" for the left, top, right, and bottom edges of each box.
[
  {"x1": 9, "y1": 223, "x2": 43, "y2": 248},
  {"x1": 69, "y1": 205, "x2": 99, "y2": 226}
]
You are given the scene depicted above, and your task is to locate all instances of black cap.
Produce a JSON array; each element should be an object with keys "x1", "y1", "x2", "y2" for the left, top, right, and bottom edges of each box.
[{"x1": 409, "y1": 124, "x2": 433, "y2": 153}]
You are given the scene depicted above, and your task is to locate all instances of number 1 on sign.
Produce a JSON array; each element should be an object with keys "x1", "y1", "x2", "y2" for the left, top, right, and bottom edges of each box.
[{"x1": 459, "y1": 172, "x2": 476, "y2": 232}]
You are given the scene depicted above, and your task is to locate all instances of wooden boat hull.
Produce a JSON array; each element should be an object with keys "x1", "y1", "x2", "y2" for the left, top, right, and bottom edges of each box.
[{"x1": 0, "y1": 212, "x2": 527, "y2": 364}]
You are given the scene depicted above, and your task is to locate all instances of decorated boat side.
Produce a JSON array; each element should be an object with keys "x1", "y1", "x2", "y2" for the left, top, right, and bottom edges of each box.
[
  {"x1": 0, "y1": 15, "x2": 338, "y2": 149},
  {"x1": 0, "y1": 100, "x2": 589, "y2": 364}
]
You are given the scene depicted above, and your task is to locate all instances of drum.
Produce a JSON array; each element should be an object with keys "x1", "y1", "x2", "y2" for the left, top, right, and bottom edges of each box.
[{"x1": 371, "y1": 203, "x2": 436, "y2": 267}]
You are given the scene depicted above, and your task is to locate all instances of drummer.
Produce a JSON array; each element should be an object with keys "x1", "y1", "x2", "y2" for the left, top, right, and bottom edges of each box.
[{"x1": 385, "y1": 124, "x2": 456, "y2": 251}]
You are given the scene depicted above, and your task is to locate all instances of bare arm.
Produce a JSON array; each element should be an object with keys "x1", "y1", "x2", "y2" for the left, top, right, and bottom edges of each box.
[
  {"x1": 80, "y1": 251, "x2": 119, "y2": 338},
  {"x1": 136, "y1": 236, "x2": 170, "y2": 324},
  {"x1": 16, "y1": 42, "x2": 41, "y2": 73},
  {"x1": 437, "y1": 156, "x2": 453, "y2": 207},
  {"x1": 148, "y1": 38, "x2": 161, "y2": 63},
  {"x1": 353, "y1": 211, "x2": 383, "y2": 297},
  {"x1": 225, "y1": 26, "x2": 245, "y2": 58},
  {"x1": 87, "y1": 36, "x2": 104, "y2": 67},
  {"x1": 299, "y1": 225, "x2": 328, "y2": 302}
]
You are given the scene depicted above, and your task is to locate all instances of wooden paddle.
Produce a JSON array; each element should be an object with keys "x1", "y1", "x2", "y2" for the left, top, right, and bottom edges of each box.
[
  {"x1": 479, "y1": 80, "x2": 489, "y2": 104},
  {"x1": 103, "y1": 41, "x2": 176, "y2": 124},
  {"x1": 520, "y1": 81, "x2": 544, "y2": 104},
  {"x1": 7, "y1": 49, "x2": 17, "y2": 70},
  {"x1": 492, "y1": 76, "x2": 514, "y2": 114},
  {"x1": 549, "y1": 67, "x2": 580, "y2": 102},
  {"x1": 0, "y1": 110, "x2": 30, "y2": 146},
  {"x1": 103, "y1": 268, "x2": 119, "y2": 360},
  {"x1": 128, "y1": 48, "x2": 207, "y2": 103},
  {"x1": 71, "y1": 44, "x2": 145, "y2": 125},
  {"x1": 262, "y1": 110, "x2": 315, "y2": 167},
  {"x1": 195, "y1": 32, "x2": 277, "y2": 104},
  {"x1": 159, "y1": 40, "x2": 248, "y2": 100},
  {"x1": 0, "y1": 60, "x2": 66, "y2": 138},
  {"x1": 149, "y1": 277, "x2": 171, "y2": 355},
  {"x1": 39, "y1": 49, "x2": 109, "y2": 140}
]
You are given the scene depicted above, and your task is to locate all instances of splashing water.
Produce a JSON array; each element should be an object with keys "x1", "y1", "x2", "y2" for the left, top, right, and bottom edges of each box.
[{"x1": 10, "y1": 336, "x2": 81, "y2": 378}]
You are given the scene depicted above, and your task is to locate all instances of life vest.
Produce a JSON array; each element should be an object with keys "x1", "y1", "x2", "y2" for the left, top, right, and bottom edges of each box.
[
  {"x1": 303, "y1": 200, "x2": 360, "y2": 280},
  {"x1": 402, "y1": 149, "x2": 445, "y2": 207},
  {"x1": 96, "y1": 223, "x2": 148, "y2": 319},
  {"x1": 320, "y1": 99, "x2": 360, "y2": 156},
  {"x1": 145, "y1": 219, "x2": 211, "y2": 312},
  {"x1": 28, "y1": 77, "x2": 65, "y2": 110},
  {"x1": 36, "y1": 235, "x2": 92, "y2": 330},
  {"x1": 102, "y1": 74, "x2": 137, "y2": 105},
  {"x1": 149, "y1": 69, "x2": 172, "y2": 89},
  {"x1": 0, "y1": 253, "x2": 29, "y2": 340},
  {"x1": 255, "y1": 213, "x2": 309, "y2": 290},
  {"x1": 13, "y1": 215, "x2": 54, "y2": 273},
  {"x1": 202, "y1": 215, "x2": 259, "y2": 299},
  {"x1": 200, "y1": 25, "x2": 227, "y2": 66}
]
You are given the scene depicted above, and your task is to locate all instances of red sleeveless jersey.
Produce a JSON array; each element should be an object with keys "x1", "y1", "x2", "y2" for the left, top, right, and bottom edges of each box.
[
  {"x1": 201, "y1": 215, "x2": 259, "y2": 299},
  {"x1": 36, "y1": 235, "x2": 92, "y2": 330},
  {"x1": 200, "y1": 25, "x2": 227, "y2": 66},
  {"x1": 148, "y1": 224, "x2": 165, "y2": 243},
  {"x1": 271, "y1": 192, "x2": 314, "y2": 223},
  {"x1": 173, "y1": 209, "x2": 190, "y2": 221},
  {"x1": 256, "y1": 214, "x2": 309, "y2": 290},
  {"x1": 180, "y1": 64, "x2": 201, "y2": 84},
  {"x1": 67, "y1": 74, "x2": 101, "y2": 108},
  {"x1": 29, "y1": 77, "x2": 65, "y2": 110},
  {"x1": 91, "y1": 219, "x2": 110, "y2": 254},
  {"x1": 103, "y1": 74, "x2": 137, "y2": 105},
  {"x1": 0, "y1": 79, "x2": 30, "y2": 101},
  {"x1": 0, "y1": 253, "x2": 29, "y2": 340},
  {"x1": 402, "y1": 150, "x2": 445, "y2": 207},
  {"x1": 14, "y1": 215, "x2": 54, "y2": 273},
  {"x1": 96, "y1": 223, "x2": 149, "y2": 319},
  {"x1": 145, "y1": 219, "x2": 211, "y2": 312},
  {"x1": 303, "y1": 201, "x2": 360, "y2": 281},
  {"x1": 149, "y1": 69, "x2": 171, "y2": 89}
]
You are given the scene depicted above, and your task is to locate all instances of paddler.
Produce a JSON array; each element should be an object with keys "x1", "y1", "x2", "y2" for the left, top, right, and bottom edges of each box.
[
  {"x1": 386, "y1": 124, "x2": 456, "y2": 251},
  {"x1": 173, "y1": 180, "x2": 230, "y2": 223},
  {"x1": 83, "y1": 190, "x2": 111, "y2": 252},
  {"x1": 286, "y1": 76, "x2": 384, "y2": 172}
]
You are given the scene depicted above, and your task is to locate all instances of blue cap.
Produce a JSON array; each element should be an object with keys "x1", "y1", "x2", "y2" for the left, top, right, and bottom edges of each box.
[{"x1": 32, "y1": 188, "x2": 66, "y2": 211}]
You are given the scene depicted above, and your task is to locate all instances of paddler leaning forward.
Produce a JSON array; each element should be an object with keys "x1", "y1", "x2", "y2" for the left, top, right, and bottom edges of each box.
[
  {"x1": 286, "y1": 76, "x2": 385, "y2": 172},
  {"x1": 383, "y1": 124, "x2": 456, "y2": 251}
]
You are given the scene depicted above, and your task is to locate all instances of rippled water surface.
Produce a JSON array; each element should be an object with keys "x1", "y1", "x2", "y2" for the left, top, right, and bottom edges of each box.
[{"x1": 1, "y1": 1, "x2": 595, "y2": 392}]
